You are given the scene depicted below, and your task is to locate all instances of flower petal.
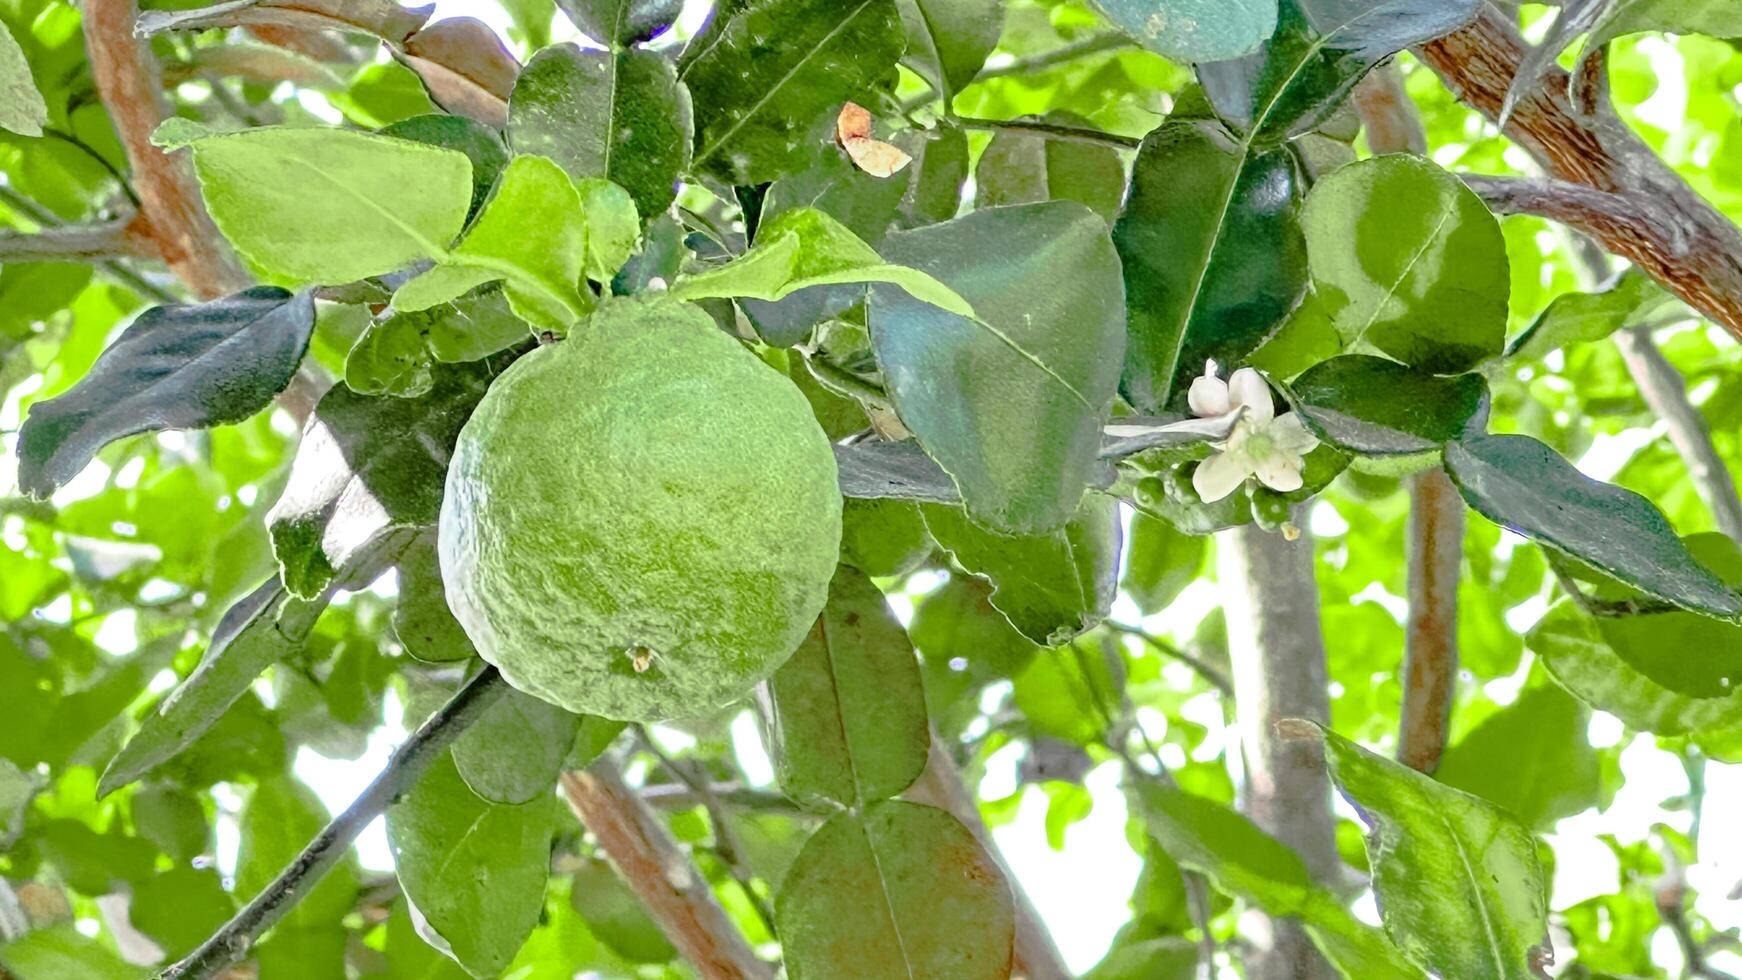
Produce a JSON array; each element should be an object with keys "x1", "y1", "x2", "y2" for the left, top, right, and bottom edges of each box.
[
  {"x1": 1252, "y1": 451, "x2": 1304, "y2": 493},
  {"x1": 1193, "y1": 450, "x2": 1251, "y2": 503},
  {"x1": 1269, "y1": 413, "x2": 1321, "y2": 454},
  {"x1": 1188, "y1": 371, "x2": 1232, "y2": 418},
  {"x1": 1228, "y1": 368, "x2": 1274, "y2": 425}
]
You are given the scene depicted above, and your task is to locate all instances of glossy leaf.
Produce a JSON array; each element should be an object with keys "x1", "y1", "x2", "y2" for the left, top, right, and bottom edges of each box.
[
  {"x1": 267, "y1": 356, "x2": 508, "y2": 600},
  {"x1": 680, "y1": 0, "x2": 904, "y2": 185},
  {"x1": 1592, "y1": 535, "x2": 1742, "y2": 698},
  {"x1": 1506, "y1": 267, "x2": 1672, "y2": 361},
  {"x1": 1444, "y1": 433, "x2": 1742, "y2": 619},
  {"x1": 556, "y1": 0, "x2": 684, "y2": 45},
  {"x1": 1530, "y1": 599, "x2": 1742, "y2": 735},
  {"x1": 896, "y1": 0, "x2": 1005, "y2": 102},
  {"x1": 899, "y1": 124, "x2": 970, "y2": 227},
  {"x1": 1301, "y1": 155, "x2": 1508, "y2": 372},
  {"x1": 388, "y1": 752, "x2": 556, "y2": 978},
  {"x1": 0, "y1": 19, "x2": 47, "y2": 137},
  {"x1": 833, "y1": 440, "x2": 964, "y2": 504},
  {"x1": 976, "y1": 112, "x2": 1127, "y2": 219},
  {"x1": 508, "y1": 44, "x2": 693, "y2": 219},
  {"x1": 452, "y1": 685, "x2": 580, "y2": 804},
  {"x1": 393, "y1": 154, "x2": 591, "y2": 331},
  {"x1": 1285, "y1": 355, "x2": 1488, "y2": 456},
  {"x1": 923, "y1": 494, "x2": 1121, "y2": 646},
  {"x1": 1198, "y1": 0, "x2": 1479, "y2": 142},
  {"x1": 1318, "y1": 726, "x2": 1549, "y2": 980},
  {"x1": 767, "y1": 566, "x2": 930, "y2": 808},
  {"x1": 1115, "y1": 119, "x2": 1305, "y2": 413},
  {"x1": 870, "y1": 202, "x2": 1126, "y2": 532},
  {"x1": 188, "y1": 127, "x2": 473, "y2": 283},
  {"x1": 16, "y1": 287, "x2": 315, "y2": 498},
  {"x1": 1435, "y1": 684, "x2": 1600, "y2": 829},
  {"x1": 1088, "y1": 0, "x2": 1276, "y2": 62},
  {"x1": 777, "y1": 801, "x2": 1014, "y2": 979}
]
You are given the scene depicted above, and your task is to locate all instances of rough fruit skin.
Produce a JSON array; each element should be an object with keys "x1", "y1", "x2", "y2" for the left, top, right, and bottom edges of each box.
[{"x1": 438, "y1": 298, "x2": 842, "y2": 721}]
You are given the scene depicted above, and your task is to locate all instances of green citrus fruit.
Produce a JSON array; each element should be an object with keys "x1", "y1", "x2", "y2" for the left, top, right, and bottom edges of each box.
[{"x1": 438, "y1": 298, "x2": 842, "y2": 721}]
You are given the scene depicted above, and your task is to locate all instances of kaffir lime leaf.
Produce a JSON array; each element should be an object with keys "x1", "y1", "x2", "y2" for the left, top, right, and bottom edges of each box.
[{"x1": 438, "y1": 298, "x2": 842, "y2": 721}]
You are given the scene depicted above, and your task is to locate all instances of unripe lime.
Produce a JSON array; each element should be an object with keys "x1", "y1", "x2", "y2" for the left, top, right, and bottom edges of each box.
[{"x1": 438, "y1": 298, "x2": 842, "y2": 721}]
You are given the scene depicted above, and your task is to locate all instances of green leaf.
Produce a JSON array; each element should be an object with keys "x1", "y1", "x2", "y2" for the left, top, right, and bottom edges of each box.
[
  {"x1": 1134, "y1": 783, "x2": 1423, "y2": 979},
  {"x1": 1011, "y1": 644, "x2": 1122, "y2": 745},
  {"x1": 0, "y1": 19, "x2": 47, "y2": 137},
  {"x1": 899, "y1": 124, "x2": 970, "y2": 227},
  {"x1": 896, "y1": 0, "x2": 1005, "y2": 102},
  {"x1": 1576, "y1": 0, "x2": 1742, "y2": 108},
  {"x1": 0, "y1": 758, "x2": 33, "y2": 849},
  {"x1": 380, "y1": 113, "x2": 511, "y2": 221},
  {"x1": 923, "y1": 494, "x2": 1120, "y2": 646},
  {"x1": 130, "y1": 784, "x2": 210, "y2": 864},
  {"x1": 976, "y1": 112, "x2": 1127, "y2": 220},
  {"x1": 1506, "y1": 267, "x2": 1672, "y2": 361},
  {"x1": 1588, "y1": 535, "x2": 1742, "y2": 698},
  {"x1": 671, "y1": 207, "x2": 975, "y2": 318},
  {"x1": 1317, "y1": 726, "x2": 1549, "y2": 980},
  {"x1": 387, "y1": 751, "x2": 556, "y2": 978},
  {"x1": 1301, "y1": 155, "x2": 1508, "y2": 372},
  {"x1": 240, "y1": 776, "x2": 360, "y2": 927},
  {"x1": 1115, "y1": 119, "x2": 1305, "y2": 413},
  {"x1": 1285, "y1": 355, "x2": 1488, "y2": 456},
  {"x1": 1435, "y1": 684, "x2": 1600, "y2": 829},
  {"x1": 393, "y1": 155, "x2": 591, "y2": 331},
  {"x1": 768, "y1": 566, "x2": 930, "y2": 809},
  {"x1": 346, "y1": 313, "x2": 436, "y2": 397},
  {"x1": 870, "y1": 202, "x2": 1126, "y2": 533},
  {"x1": 568, "y1": 858, "x2": 680, "y2": 963},
  {"x1": 393, "y1": 533, "x2": 480, "y2": 663},
  {"x1": 451, "y1": 685, "x2": 580, "y2": 804},
  {"x1": 16, "y1": 287, "x2": 316, "y2": 499},
  {"x1": 99, "y1": 580, "x2": 331, "y2": 797},
  {"x1": 130, "y1": 867, "x2": 235, "y2": 959},
  {"x1": 188, "y1": 126, "x2": 473, "y2": 283},
  {"x1": 1083, "y1": 938, "x2": 1199, "y2": 980},
  {"x1": 1197, "y1": 0, "x2": 1479, "y2": 142},
  {"x1": 680, "y1": 0, "x2": 905, "y2": 185},
  {"x1": 0, "y1": 924, "x2": 147, "y2": 980},
  {"x1": 576, "y1": 178, "x2": 640, "y2": 283},
  {"x1": 267, "y1": 356, "x2": 508, "y2": 600},
  {"x1": 508, "y1": 44, "x2": 692, "y2": 220},
  {"x1": 1122, "y1": 510, "x2": 1206, "y2": 614},
  {"x1": 555, "y1": 0, "x2": 684, "y2": 46},
  {"x1": 1088, "y1": 0, "x2": 1276, "y2": 62},
  {"x1": 1444, "y1": 433, "x2": 1742, "y2": 619},
  {"x1": 840, "y1": 497, "x2": 933, "y2": 578},
  {"x1": 777, "y1": 800, "x2": 1015, "y2": 980}
]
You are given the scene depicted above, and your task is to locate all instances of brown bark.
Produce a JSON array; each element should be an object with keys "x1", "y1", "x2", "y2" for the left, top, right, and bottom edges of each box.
[
  {"x1": 1399, "y1": 470, "x2": 1463, "y2": 774},
  {"x1": 559, "y1": 765, "x2": 774, "y2": 980},
  {"x1": 83, "y1": 0, "x2": 250, "y2": 299},
  {"x1": 1416, "y1": 6, "x2": 1742, "y2": 343},
  {"x1": 1219, "y1": 521, "x2": 1337, "y2": 980}
]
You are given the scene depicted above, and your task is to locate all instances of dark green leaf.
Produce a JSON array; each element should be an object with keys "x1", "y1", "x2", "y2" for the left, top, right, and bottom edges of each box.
[
  {"x1": 1444, "y1": 434, "x2": 1742, "y2": 619},
  {"x1": 680, "y1": 0, "x2": 904, "y2": 185},
  {"x1": 923, "y1": 494, "x2": 1121, "y2": 646},
  {"x1": 387, "y1": 752, "x2": 556, "y2": 978},
  {"x1": 267, "y1": 355, "x2": 509, "y2": 599},
  {"x1": 1198, "y1": 0, "x2": 1479, "y2": 142},
  {"x1": 1286, "y1": 355, "x2": 1488, "y2": 455},
  {"x1": 976, "y1": 112, "x2": 1127, "y2": 219},
  {"x1": 768, "y1": 566, "x2": 930, "y2": 808},
  {"x1": 777, "y1": 801, "x2": 1014, "y2": 979},
  {"x1": 1318, "y1": 726, "x2": 1549, "y2": 980},
  {"x1": 898, "y1": 124, "x2": 970, "y2": 228},
  {"x1": 555, "y1": 0, "x2": 684, "y2": 45},
  {"x1": 508, "y1": 44, "x2": 693, "y2": 219},
  {"x1": 871, "y1": 202, "x2": 1125, "y2": 533},
  {"x1": 1435, "y1": 684, "x2": 1600, "y2": 829},
  {"x1": 1114, "y1": 119, "x2": 1305, "y2": 413},
  {"x1": 452, "y1": 685, "x2": 580, "y2": 804},
  {"x1": 896, "y1": 0, "x2": 1005, "y2": 102},
  {"x1": 393, "y1": 533, "x2": 479, "y2": 663},
  {"x1": 834, "y1": 441, "x2": 963, "y2": 505},
  {"x1": 1088, "y1": 0, "x2": 1276, "y2": 62},
  {"x1": 16, "y1": 287, "x2": 316, "y2": 499},
  {"x1": 1591, "y1": 535, "x2": 1742, "y2": 698},
  {"x1": 1506, "y1": 267, "x2": 1672, "y2": 361}
]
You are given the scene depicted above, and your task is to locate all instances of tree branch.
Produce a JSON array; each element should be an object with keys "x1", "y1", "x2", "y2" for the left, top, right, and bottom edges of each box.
[
  {"x1": 1415, "y1": 6, "x2": 1742, "y2": 342},
  {"x1": 954, "y1": 116, "x2": 1142, "y2": 150},
  {"x1": 975, "y1": 32, "x2": 1133, "y2": 82},
  {"x1": 1218, "y1": 519, "x2": 1338, "y2": 980},
  {"x1": 559, "y1": 762, "x2": 775, "y2": 980},
  {"x1": 1103, "y1": 620, "x2": 1234, "y2": 696},
  {"x1": 83, "y1": 0, "x2": 250, "y2": 300},
  {"x1": 158, "y1": 668, "x2": 508, "y2": 980},
  {"x1": 0, "y1": 218, "x2": 158, "y2": 263},
  {"x1": 902, "y1": 734, "x2": 1072, "y2": 980},
  {"x1": 1612, "y1": 328, "x2": 1742, "y2": 540},
  {"x1": 1460, "y1": 175, "x2": 1692, "y2": 257}
]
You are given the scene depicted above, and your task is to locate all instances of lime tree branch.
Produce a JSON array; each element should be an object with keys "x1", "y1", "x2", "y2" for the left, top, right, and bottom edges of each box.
[
  {"x1": 83, "y1": 0, "x2": 250, "y2": 299},
  {"x1": 158, "y1": 668, "x2": 509, "y2": 980},
  {"x1": 955, "y1": 116, "x2": 1142, "y2": 150},
  {"x1": 559, "y1": 762, "x2": 776, "y2": 980},
  {"x1": 1416, "y1": 6, "x2": 1742, "y2": 342}
]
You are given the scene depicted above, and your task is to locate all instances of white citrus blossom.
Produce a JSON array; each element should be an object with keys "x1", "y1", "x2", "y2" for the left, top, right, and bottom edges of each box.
[{"x1": 1188, "y1": 361, "x2": 1320, "y2": 503}]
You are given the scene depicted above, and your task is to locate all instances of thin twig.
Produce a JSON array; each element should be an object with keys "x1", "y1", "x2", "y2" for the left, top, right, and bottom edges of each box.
[
  {"x1": 560, "y1": 761, "x2": 775, "y2": 980},
  {"x1": 976, "y1": 33, "x2": 1134, "y2": 82},
  {"x1": 631, "y1": 726, "x2": 778, "y2": 936},
  {"x1": 1103, "y1": 621, "x2": 1235, "y2": 697},
  {"x1": 158, "y1": 668, "x2": 508, "y2": 980},
  {"x1": 637, "y1": 782, "x2": 808, "y2": 813},
  {"x1": 0, "y1": 184, "x2": 179, "y2": 303},
  {"x1": 955, "y1": 115, "x2": 1142, "y2": 150},
  {"x1": 1461, "y1": 175, "x2": 1691, "y2": 258},
  {"x1": 0, "y1": 219, "x2": 156, "y2": 262}
]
